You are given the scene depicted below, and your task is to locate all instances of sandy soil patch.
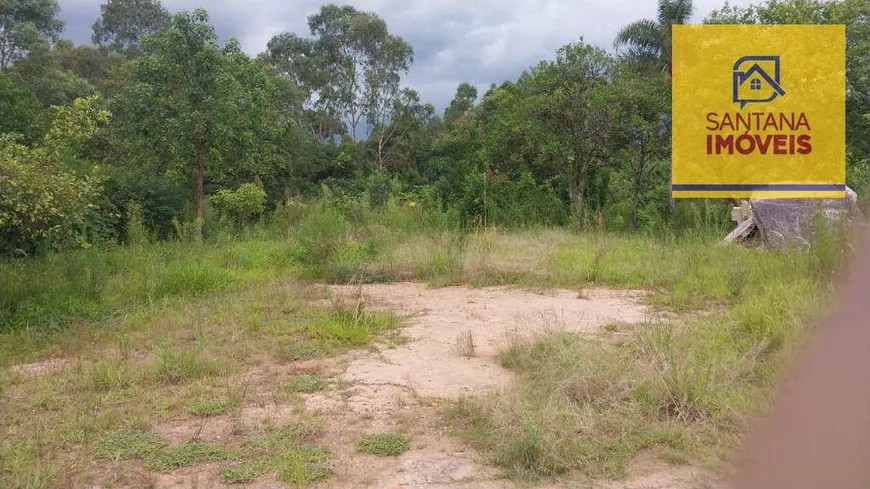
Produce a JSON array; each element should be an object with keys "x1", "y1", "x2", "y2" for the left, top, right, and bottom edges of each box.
[
  {"x1": 294, "y1": 284, "x2": 706, "y2": 489},
  {"x1": 330, "y1": 283, "x2": 650, "y2": 398}
]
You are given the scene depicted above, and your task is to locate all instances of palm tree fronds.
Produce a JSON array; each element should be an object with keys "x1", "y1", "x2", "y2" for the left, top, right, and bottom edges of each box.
[{"x1": 614, "y1": 19, "x2": 664, "y2": 55}]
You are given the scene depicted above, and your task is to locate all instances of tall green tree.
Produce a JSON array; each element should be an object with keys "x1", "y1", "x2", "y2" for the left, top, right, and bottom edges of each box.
[
  {"x1": 112, "y1": 10, "x2": 304, "y2": 229},
  {"x1": 602, "y1": 68, "x2": 671, "y2": 228},
  {"x1": 529, "y1": 42, "x2": 614, "y2": 217},
  {"x1": 91, "y1": 0, "x2": 171, "y2": 56},
  {"x1": 444, "y1": 82, "x2": 478, "y2": 128},
  {"x1": 112, "y1": 9, "x2": 231, "y2": 227},
  {"x1": 614, "y1": 0, "x2": 693, "y2": 76},
  {"x1": 0, "y1": 0, "x2": 63, "y2": 69},
  {"x1": 368, "y1": 87, "x2": 437, "y2": 175},
  {"x1": 5, "y1": 45, "x2": 97, "y2": 107},
  {"x1": 54, "y1": 40, "x2": 125, "y2": 90},
  {"x1": 266, "y1": 4, "x2": 413, "y2": 140},
  {"x1": 0, "y1": 73, "x2": 45, "y2": 141}
]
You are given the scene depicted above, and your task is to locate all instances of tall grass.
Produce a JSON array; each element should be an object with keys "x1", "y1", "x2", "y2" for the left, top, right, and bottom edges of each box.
[
  {"x1": 1, "y1": 196, "x2": 838, "y2": 348},
  {"x1": 0, "y1": 194, "x2": 854, "y2": 486},
  {"x1": 445, "y1": 225, "x2": 845, "y2": 480}
]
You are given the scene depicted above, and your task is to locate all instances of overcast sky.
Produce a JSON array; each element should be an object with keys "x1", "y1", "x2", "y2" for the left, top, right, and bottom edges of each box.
[{"x1": 58, "y1": 0, "x2": 754, "y2": 110}]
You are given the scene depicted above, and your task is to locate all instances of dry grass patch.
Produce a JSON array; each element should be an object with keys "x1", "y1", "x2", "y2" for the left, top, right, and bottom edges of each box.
[
  {"x1": 455, "y1": 330, "x2": 476, "y2": 357},
  {"x1": 448, "y1": 309, "x2": 821, "y2": 481},
  {"x1": 0, "y1": 279, "x2": 399, "y2": 488}
]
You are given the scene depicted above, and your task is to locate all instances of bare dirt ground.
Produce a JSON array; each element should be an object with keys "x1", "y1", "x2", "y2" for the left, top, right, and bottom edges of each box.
[
  {"x1": 20, "y1": 283, "x2": 714, "y2": 488},
  {"x1": 282, "y1": 284, "x2": 708, "y2": 489}
]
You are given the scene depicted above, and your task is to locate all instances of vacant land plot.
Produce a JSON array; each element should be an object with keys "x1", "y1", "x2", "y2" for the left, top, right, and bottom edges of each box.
[{"x1": 0, "y1": 228, "x2": 836, "y2": 488}]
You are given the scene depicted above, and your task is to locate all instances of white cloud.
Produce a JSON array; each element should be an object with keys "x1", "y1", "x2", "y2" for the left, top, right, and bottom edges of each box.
[{"x1": 59, "y1": 0, "x2": 757, "y2": 109}]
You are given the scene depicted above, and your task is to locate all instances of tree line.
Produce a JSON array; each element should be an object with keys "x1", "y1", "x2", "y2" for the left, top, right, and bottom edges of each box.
[{"x1": 1, "y1": 0, "x2": 868, "y2": 254}]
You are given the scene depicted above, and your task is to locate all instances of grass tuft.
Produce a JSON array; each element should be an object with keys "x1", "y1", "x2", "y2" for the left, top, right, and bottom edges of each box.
[
  {"x1": 358, "y1": 433, "x2": 410, "y2": 456},
  {"x1": 94, "y1": 430, "x2": 167, "y2": 461},
  {"x1": 189, "y1": 396, "x2": 236, "y2": 417},
  {"x1": 455, "y1": 330, "x2": 476, "y2": 357},
  {"x1": 144, "y1": 443, "x2": 234, "y2": 471},
  {"x1": 305, "y1": 301, "x2": 401, "y2": 347},
  {"x1": 289, "y1": 373, "x2": 329, "y2": 393},
  {"x1": 150, "y1": 343, "x2": 221, "y2": 384},
  {"x1": 275, "y1": 444, "x2": 331, "y2": 486},
  {"x1": 221, "y1": 460, "x2": 273, "y2": 483}
]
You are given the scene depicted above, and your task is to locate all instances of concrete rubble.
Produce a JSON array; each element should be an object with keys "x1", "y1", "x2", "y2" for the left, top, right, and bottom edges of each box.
[{"x1": 724, "y1": 187, "x2": 861, "y2": 248}]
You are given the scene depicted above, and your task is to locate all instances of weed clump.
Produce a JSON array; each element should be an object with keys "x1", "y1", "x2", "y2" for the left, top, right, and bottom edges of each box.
[
  {"x1": 150, "y1": 343, "x2": 221, "y2": 384},
  {"x1": 289, "y1": 373, "x2": 329, "y2": 393},
  {"x1": 145, "y1": 443, "x2": 233, "y2": 471},
  {"x1": 305, "y1": 300, "x2": 401, "y2": 347},
  {"x1": 189, "y1": 396, "x2": 236, "y2": 417},
  {"x1": 455, "y1": 330, "x2": 476, "y2": 357},
  {"x1": 94, "y1": 430, "x2": 166, "y2": 461},
  {"x1": 296, "y1": 201, "x2": 349, "y2": 267},
  {"x1": 449, "y1": 329, "x2": 757, "y2": 479},
  {"x1": 276, "y1": 444, "x2": 331, "y2": 485},
  {"x1": 358, "y1": 434, "x2": 410, "y2": 456},
  {"x1": 95, "y1": 431, "x2": 233, "y2": 471}
]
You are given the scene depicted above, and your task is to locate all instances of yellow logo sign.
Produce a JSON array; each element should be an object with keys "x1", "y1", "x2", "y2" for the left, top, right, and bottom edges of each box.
[{"x1": 672, "y1": 25, "x2": 845, "y2": 198}]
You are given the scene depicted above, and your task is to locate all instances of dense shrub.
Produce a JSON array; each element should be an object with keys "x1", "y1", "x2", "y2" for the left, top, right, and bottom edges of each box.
[
  {"x1": 296, "y1": 200, "x2": 349, "y2": 266},
  {"x1": 0, "y1": 97, "x2": 110, "y2": 254},
  {"x1": 212, "y1": 183, "x2": 267, "y2": 228},
  {"x1": 458, "y1": 171, "x2": 567, "y2": 228}
]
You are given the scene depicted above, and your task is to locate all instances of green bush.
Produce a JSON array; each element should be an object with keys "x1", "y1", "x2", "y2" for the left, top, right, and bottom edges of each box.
[
  {"x1": 212, "y1": 183, "x2": 267, "y2": 228},
  {"x1": 458, "y1": 171, "x2": 567, "y2": 228},
  {"x1": 358, "y1": 434, "x2": 410, "y2": 456},
  {"x1": 0, "y1": 97, "x2": 110, "y2": 254},
  {"x1": 125, "y1": 201, "x2": 152, "y2": 247},
  {"x1": 296, "y1": 200, "x2": 349, "y2": 266}
]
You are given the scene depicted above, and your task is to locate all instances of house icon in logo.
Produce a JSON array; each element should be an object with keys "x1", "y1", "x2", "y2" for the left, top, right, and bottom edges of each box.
[{"x1": 733, "y1": 55, "x2": 785, "y2": 109}]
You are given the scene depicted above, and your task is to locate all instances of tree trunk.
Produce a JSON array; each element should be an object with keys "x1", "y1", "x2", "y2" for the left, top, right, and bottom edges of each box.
[
  {"x1": 568, "y1": 169, "x2": 587, "y2": 227},
  {"x1": 377, "y1": 130, "x2": 386, "y2": 170},
  {"x1": 194, "y1": 135, "x2": 206, "y2": 236},
  {"x1": 632, "y1": 168, "x2": 643, "y2": 230},
  {"x1": 632, "y1": 149, "x2": 646, "y2": 230}
]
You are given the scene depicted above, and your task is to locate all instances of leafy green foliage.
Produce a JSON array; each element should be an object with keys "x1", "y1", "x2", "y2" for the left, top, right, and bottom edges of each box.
[
  {"x1": 4, "y1": 46, "x2": 99, "y2": 107},
  {"x1": 0, "y1": 97, "x2": 109, "y2": 254},
  {"x1": 614, "y1": 0, "x2": 693, "y2": 75},
  {"x1": 457, "y1": 171, "x2": 567, "y2": 228},
  {"x1": 266, "y1": 4, "x2": 413, "y2": 140},
  {"x1": 212, "y1": 183, "x2": 267, "y2": 227},
  {"x1": 145, "y1": 443, "x2": 233, "y2": 471},
  {"x1": 54, "y1": 40, "x2": 125, "y2": 91},
  {"x1": 95, "y1": 430, "x2": 166, "y2": 461},
  {"x1": 296, "y1": 199, "x2": 349, "y2": 266},
  {"x1": 0, "y1": 74, "x2": 45, "y2": 142},
  {"x1": 0, "y1": 0, "x2": 867, "y2": 255},
  {"x1": 358, "y1": 434, "x2": 410, "y2": 456},
  {"x1": 110, "y1": 9, "x2": 304, "y2": 232},
  {"x1": 91, "y1": 0, "x2": 171, "y2": 56},
  {"x1": 0, "y1": 0, "x2": 64, "y2": 69},
  {"x1": 444, "y1": 82, "x2": 478, "y2": 128}
]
